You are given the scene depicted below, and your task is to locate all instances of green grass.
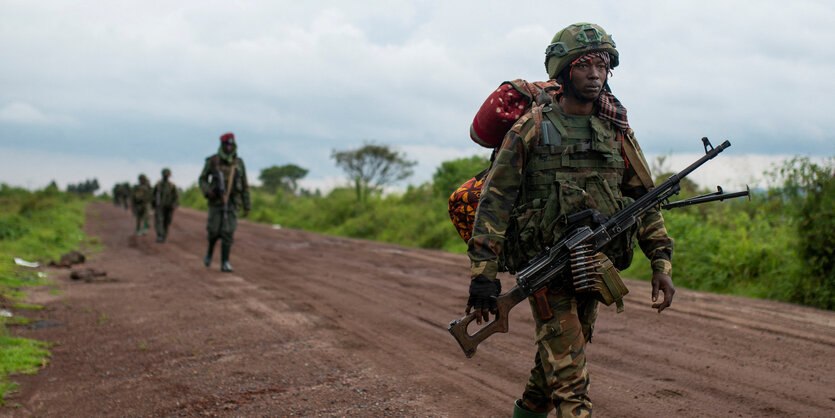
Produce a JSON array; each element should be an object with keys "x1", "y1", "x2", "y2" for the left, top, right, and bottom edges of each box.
[
  {"x1": 0, "y1": 184, "x2": 94, "y2": 403},
  {"x1": 0, "y1": 336, "x2": 51, "y2": 405}
]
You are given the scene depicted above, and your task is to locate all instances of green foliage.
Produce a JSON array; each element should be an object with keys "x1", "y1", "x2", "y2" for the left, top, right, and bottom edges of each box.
[
  {"x1": 259, "y1": 164, "x2": 309, "y2": 193},
  {"x1": 331, "y1": 142, "x2": 417, "y2": 202},
  {"x1": 0, "y1": 184, "x2": 89, "y2": 403},
  {"x1": 624, "y1": 196, "x2": 802, "y2": 300},
  {"x1": 765, "y1": 157, "x2": 835, "y2": 309},
  {"x1": 432, "y1": 155, "x2": 491, "y2": 199},
  {"x1": 179, "y1": 184, "x2": 208, "y2": 211},
  {"x1": 0, "y1": 185, "x2": 88, "y2": 281}
]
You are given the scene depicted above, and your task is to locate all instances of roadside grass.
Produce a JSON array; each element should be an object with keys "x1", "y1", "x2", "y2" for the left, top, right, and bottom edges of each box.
[{"x1": 0, "y1": 184, "x2": 92, "y2": 404}]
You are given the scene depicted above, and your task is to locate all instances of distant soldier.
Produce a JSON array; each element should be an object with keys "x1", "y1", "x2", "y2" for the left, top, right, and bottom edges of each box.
[
  {"x1": 112, "y1": 183, "x2": 121, "y2": 206},
  {"x1": 153, "y1": 168, "x2": 179, "y2": 243},
  {"x1": 131, "y1": 174, "x2": 153, "y2": 236},
  {"x1": 120, "y1": 182, "x2": 131, "y2": 209},
  {"x1": 198, "y1": 132, "x2": 251, "y2": 272}
]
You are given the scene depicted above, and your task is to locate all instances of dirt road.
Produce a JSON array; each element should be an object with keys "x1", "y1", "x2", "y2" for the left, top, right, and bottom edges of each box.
[{"x1": 7, "y1": 202, "x2": 835, "y2": 416}]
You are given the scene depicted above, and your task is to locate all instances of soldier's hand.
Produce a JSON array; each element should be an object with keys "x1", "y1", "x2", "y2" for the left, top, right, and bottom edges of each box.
[
  {"x1": 242, "y1": 209, "x2": 250, "y2": 218},
  {"x1": 651, "y1": 272, "x2": 675, "y2": 313},
  {"x1": 466, "y1": 275, "x2": 501, "y2": 324}
]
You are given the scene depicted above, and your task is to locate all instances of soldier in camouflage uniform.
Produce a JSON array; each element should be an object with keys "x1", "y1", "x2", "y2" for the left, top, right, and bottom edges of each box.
[
  {"x1": 131, "y1": 174, "x2": 153, "y2": 236},
  {"x1": 112, "y1": 183, "x2": 121, "y2": 206},
  {"x1": 199, "y1": 132, "x2": 251, "y2": 272},
  {"x1": 464, "y1": 23, "x2": 675, "y2": 418},
  {"x1": 153, "y1": 168, "x2": 179, "y2": 243},
  {"x1": 120, "y1": 182, "x2": 131, "y2": 209}
]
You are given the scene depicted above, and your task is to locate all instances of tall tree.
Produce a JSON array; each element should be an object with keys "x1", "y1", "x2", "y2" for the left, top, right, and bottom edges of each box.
[
  {"x1": 259, "y1": 164, "x2": 309, "y2": 193},
  {"x1": 331, "y1": 143, "x2": 416, "y2": 201}
]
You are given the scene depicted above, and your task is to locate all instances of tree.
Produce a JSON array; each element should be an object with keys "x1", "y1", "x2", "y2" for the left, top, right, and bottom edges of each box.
[
  {"x1": 768, "y1": 157, "x2": 835, "y2": 309},
  {"x1": 331, "y1": 143, "x2": 417, "y2": 201},
  {"x1": 259, "y1": 164, "x2": 309, "y2": 193},
  {"x1": 432, "y1": 155, "x2": 491, "y2": 198}
]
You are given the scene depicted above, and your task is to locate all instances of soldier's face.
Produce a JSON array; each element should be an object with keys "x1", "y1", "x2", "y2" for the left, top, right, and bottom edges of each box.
[
  {"x1": 222, "y1": 142, "x2": 235, "y2": 154},
  {"x1": 570, "y1": 56, "x2": 608, "y2": 101}
]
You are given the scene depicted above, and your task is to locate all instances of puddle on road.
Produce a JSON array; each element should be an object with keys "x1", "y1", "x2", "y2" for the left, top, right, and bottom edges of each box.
[{"x1": 28, "y1": 320, "x2": 66, "y2": 330}]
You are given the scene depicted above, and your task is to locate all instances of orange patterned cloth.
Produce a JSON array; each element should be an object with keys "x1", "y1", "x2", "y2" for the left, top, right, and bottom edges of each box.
[{"x1": 448, "y1": 175, "x2": 485, "y2": 243}]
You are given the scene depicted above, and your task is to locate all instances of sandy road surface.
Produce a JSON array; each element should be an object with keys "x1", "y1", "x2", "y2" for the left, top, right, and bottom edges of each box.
[{"x1": 6, "y1": 202, "x2": 835, "y2": 417}]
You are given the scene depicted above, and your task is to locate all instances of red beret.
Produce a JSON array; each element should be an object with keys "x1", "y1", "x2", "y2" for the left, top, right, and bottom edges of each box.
[{"x1": 220, "y1": 132, "x2": 235, "y2": 143}]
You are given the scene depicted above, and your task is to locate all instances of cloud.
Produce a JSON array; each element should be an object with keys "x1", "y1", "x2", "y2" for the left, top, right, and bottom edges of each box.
[{"x1": 0, "y1": 102, "x2": 76, "y2": 125}]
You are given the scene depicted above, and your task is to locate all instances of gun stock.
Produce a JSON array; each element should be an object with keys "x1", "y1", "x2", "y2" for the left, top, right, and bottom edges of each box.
[{"x1": 448, "y1": 286, "x2": 528, "y2": 358}]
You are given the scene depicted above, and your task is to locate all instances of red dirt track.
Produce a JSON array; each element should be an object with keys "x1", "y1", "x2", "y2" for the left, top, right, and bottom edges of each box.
[{"x1": 6, "y1": 202, "x2": 835, "y2": 416}]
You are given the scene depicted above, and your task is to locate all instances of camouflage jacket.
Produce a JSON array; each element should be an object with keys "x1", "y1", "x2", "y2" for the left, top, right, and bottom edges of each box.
[
  {"x1": 153, "y1": 180, "x2": 179, "y2": 208},
  {"x1": 131, "y1": 183, "x2": 153, "y2": 208},
  {"x1": 198, "y1": 153, "x2": 251, "y2": 211},
  {"x1": 468, "y1": 104, "x2": 673, "y2": 282}
]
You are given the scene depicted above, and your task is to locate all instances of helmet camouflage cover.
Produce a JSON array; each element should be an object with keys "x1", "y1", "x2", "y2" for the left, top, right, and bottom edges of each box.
[{"x1": 545, "y1": 22, "x2": 619, "y2": 80}]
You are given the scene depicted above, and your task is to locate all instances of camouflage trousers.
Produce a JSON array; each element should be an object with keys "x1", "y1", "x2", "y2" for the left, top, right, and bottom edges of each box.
[
  {"x1": 134, "y1": 205, "x2": 150, "y2": 234},
  {"x1": 522, "y1": 286, "x2": 599, "y2": 418},
  {"x1": 206, "y1": 204, "x2": 238, "y2": 246},
  {"x1": 154, "y1": 206, "x2": 175, "y2": 240}
]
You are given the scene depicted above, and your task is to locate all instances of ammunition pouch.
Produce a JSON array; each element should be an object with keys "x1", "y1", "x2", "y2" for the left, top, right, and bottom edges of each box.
[{"x1": 574, "y1": 252, "x2": 629, "y2": 313}]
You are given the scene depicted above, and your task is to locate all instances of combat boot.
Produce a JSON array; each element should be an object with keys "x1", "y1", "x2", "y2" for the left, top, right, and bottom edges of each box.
[
  {"x1": 204, "y1": 239, "x2": 217, "y2": 267},
  {"x1": 513, "y1": 399, "x2": 549, "y2": 418},
  {"x1": 220, "y1": 243, "x2": 233, "y2": 272}
]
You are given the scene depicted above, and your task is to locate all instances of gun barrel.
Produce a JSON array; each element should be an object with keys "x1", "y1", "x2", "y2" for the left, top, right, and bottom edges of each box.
[{"x1": 662, "y1": 186, "x2": 750, "y2": 209}]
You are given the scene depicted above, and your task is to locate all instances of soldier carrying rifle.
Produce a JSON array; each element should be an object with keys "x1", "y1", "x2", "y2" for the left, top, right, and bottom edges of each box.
[
  {"x1": 463, "y1": 23, "x2": 675, "y2": 417},
  {"x1": 152, "y1": 168, "x2": 179, "y2": 243},
  {"x1": 199, "y1": 132, "x2": 251, "y2": 272}
]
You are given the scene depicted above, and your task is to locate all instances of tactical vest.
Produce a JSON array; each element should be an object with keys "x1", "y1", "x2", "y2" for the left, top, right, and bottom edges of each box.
[
  {"x1": 156, "y1": 181, "x2": 177, "y2": 207},
  {"x1": 500, "y1": 105, "x2": 638, "y2": 273},
  {"x1": 133, "y1": 184, "x2": 153, "y2": 206},
  {"x1": 211, "y1": 155, "x2": 244, "y2": 207}
]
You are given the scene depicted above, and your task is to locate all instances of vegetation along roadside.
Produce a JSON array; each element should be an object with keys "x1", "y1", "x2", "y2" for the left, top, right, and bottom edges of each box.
[{"x1": 0, "y1": 184, "x2": 97, "y2": 403}]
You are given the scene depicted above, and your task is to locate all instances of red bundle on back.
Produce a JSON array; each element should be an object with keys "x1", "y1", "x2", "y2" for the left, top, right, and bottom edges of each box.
[
  {"x1": 469, "y1": 79, "x2": 560, "y2": 148},
  {"x1": 452, "y1": 79, "x2": 560, "y2": 243}
]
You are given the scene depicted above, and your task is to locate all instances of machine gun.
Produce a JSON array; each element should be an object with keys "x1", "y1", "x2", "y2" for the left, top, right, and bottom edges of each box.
[{"x1": 448, "y1": 137, "x2": 750, "y2": 358}]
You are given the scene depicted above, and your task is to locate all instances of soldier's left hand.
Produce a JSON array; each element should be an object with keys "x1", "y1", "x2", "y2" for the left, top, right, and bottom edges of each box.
[
  {"x1": 651, "y1": 273, "x2": 675, "y2": 313},
  {"x1": 242, "y1": 209, "x2": 250, "y2": 218}
]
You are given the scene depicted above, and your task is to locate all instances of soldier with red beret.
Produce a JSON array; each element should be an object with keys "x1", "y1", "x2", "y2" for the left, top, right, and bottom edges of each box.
[{"x1": 198, "y1": 132, "x2": 251, "y2": 272}]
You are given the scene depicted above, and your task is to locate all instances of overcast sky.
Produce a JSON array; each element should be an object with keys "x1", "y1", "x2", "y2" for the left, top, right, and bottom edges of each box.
[{"x1": 1, "y1": 0, "x2": 833, "y2": 193}]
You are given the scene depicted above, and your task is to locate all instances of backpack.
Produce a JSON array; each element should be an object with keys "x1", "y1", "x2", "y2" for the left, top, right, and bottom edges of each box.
[{"x1": 448, "y1": 79, "x2": 559, "y2": 243}]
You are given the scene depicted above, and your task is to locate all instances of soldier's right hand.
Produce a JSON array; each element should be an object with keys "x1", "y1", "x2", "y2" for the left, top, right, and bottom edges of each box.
[{"x1": 466, "y1": 275, "x2": 501, "y2": 324}]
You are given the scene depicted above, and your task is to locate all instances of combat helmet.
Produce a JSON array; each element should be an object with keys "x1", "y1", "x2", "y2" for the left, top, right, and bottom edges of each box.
[{"x1": 545, "y1": 23, "x2": 619, "y2": 80}]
